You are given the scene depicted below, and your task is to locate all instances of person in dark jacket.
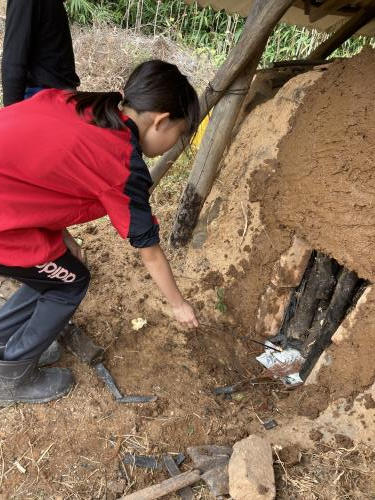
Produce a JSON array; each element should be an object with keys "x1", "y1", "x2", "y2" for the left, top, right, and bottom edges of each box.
[
  {"x1": 1, "y1": 0, "x2": 79, "y2": 106},
  {"x1": 0, "y1": 59, "x2": 200, "y2": 405}
]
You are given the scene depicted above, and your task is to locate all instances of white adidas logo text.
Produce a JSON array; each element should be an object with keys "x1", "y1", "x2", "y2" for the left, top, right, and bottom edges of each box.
[{"x1": 36, "y1": 262, "x2": 77, "y2": 282}]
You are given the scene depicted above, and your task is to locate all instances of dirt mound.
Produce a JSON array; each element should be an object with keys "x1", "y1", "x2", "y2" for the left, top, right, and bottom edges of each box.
[
  {"x1": 260, "y1": 47, "x2": 375, "y2": 400},
  {"x1": 185, "y1": 68, "x2": 324, "y2": 329},
  {"x1": 267, "y1": 46, "x2": 375, "y2": 282},
  {"x1": 187, "y1": 48, "x2": 375, "y2": 403}
]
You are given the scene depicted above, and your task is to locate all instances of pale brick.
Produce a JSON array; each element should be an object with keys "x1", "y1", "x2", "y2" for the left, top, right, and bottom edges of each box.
[
  {"x1": 332, "y1": 286, "x2": 372, "y2": 345},
  {"x1": 271, "y1": 236, "x2": 312, "y2": 288},
  {"x1": 305, "y1": 351, "x2": 332, "y2": 385},
  {"x1": 255, "y1": 285, "x2": 291, "y2": 337}
]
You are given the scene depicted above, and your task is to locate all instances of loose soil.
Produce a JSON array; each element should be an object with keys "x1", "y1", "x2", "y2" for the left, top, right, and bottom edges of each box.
[{"x1": 0, "y1": 28, "x2": 375, "y2": 499}]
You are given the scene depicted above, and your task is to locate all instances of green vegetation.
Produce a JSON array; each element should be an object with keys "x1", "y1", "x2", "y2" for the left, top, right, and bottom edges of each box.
[
  {"x1": 66, "y1": 0, "x2": 375, "y2": 65},
  {"x1": 215, "y1": 287, "x2": 227, "y2": 314}
]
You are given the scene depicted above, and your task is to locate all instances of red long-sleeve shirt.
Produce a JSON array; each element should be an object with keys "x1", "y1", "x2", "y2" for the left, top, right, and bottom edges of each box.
[{"x1": 0, "y1": 89, "x2": 159, "y2": 267}]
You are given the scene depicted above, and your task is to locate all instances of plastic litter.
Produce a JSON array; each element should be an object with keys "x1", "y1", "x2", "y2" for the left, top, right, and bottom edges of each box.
[{"x1": 256, "y1": 341, "x2": 304, "y2": 386}]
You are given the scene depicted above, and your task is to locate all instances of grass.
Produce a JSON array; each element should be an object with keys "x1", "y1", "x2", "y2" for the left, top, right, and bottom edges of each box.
[
  {"x1": 71, "y1": 24, "x2": 214, "y2": 94},
  {"x1": 65, "y1": 0, "x2": 375, "y2": 67}
]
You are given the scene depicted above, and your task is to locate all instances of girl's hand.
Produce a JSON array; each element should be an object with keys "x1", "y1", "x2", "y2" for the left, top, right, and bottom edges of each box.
[
  {"x1": 172, "y1": 300, "x2": 199, "y2": 329},
  {"x1": 63, "y1": 229, "x2": 86, "y2": 264},
  {"x1": 139, "y1": 245, "x2": 198, "y2": 328}
]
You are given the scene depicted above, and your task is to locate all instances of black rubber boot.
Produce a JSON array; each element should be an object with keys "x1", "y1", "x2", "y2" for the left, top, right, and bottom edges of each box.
[
  {"x1": 38, "y1": 340, "x2": 61, "y2": 367},
  {"x1": 0, "y1": 358, "x2": 73, "y2": 405},
  {"x1": 0, "y1": 340, "x2": 61, "y2": 367}
]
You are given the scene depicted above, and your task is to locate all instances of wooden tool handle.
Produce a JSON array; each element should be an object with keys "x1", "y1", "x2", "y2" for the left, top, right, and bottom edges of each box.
[{"x1": 122, "y1": 469, "x2": 201, "y2": 500}]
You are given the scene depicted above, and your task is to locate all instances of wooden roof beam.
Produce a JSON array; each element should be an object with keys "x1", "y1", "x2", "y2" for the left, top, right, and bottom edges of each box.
[
  {"x1": 309, "y1": 0, "x2": 358, "y2": 23},
  {"x1": 308, "y1": 1, "x2": 375, "y2": 59}
]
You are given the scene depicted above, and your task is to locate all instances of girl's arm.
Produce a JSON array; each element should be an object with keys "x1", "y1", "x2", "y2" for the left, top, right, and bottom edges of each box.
[{"x1": 139, "y1": 244, "x2": 199, "y2": 328}]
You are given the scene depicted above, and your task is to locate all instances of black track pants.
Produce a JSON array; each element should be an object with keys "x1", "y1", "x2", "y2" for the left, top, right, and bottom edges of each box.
[{"x1": 0, "y1": 251, "x2": 90, "y2": 360}]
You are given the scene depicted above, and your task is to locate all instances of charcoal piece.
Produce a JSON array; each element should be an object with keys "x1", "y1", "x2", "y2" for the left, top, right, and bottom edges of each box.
[
  {"x1": 123, "y1": 454, "x2": 162, "y2": 470},
  {"x1": 61, "y1": 322, "x2": 104, "y2": 365},
  {"x1": 263, "y1": 418, "x2": 278, "y2": 430},
  {"x1": 95, "y1": 363, "x2": 157, "y2": 403},
  {"x1": 270, "y1": 252, "x2": 317, "y2": 346},
  {"x1": 214, "y1": 384, "x2": 238, "y2": 395},
  {"x1": 175, "y1": 453, "x2": 186, "y2": 466},
  {"x1": 301, "y1": 298, "x2": 330, "y2": 356},
  {"x1": 187, "y1": 445, "x2": 232, "y2": 472},
  {"x1": 117, "y1": 395, "x2": 158, "y2": 403},
  {"x1": 95, "y1": 363, "x2": 123, "y2": 400},
  {"x1": 163, "y1": 455, "x2": 194, "y2": 500},
  {"x1": 201, "y1": 464, "x2": 229, "y2": 496}
]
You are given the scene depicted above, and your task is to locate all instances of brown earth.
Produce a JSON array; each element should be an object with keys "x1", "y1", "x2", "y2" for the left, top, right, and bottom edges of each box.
[
  {"x1": 0, "y1": 40, "x2": 375, "y2": 498},
  {"x1": 262, "y1": 47, "x2": 375, "y2": 402}
]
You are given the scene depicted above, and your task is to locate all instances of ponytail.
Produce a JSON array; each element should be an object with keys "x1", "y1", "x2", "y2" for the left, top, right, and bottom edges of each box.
[{"x1": 67, "y1": 91, "x2": 125, "y2": 130}]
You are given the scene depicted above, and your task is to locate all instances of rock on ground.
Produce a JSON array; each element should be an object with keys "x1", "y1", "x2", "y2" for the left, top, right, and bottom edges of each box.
[{"x1": 229, "y1": 435, "x2": 275, "y2": 500}]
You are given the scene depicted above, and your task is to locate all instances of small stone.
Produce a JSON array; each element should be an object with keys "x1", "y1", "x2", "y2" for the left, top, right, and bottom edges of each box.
[
  {"x1": 229, "y1": 435, "x2": 275, "y2": 500},
  {"x1": 233, "y1": 393, "x2": 247, "y2": 402},
  {"x1": 277, "y1": 444, "x2": 302, "y2": 466},
  {"x1": 202, "y1": 464, "x2": 229, "y2": 496},
  {"x1": 131, "y1": 318, "x2": 147, "y2": 331},
  {"x1": 107, "y1": 479, "x2": 126, "y2": 494},
  {"x1": 101, "y1": 251, "x2": 110, "y2": 262},
  {"x1": 0, "y1": 279, "x2": 19, "y2": 301},
  {"x1": 309, "y1": 429, "x2": 323, "y2": 442},
  {"x1": 85, "y1": 223, "x2": 98, "y2": 234},
  {"x1": 335, "y1": 433, "x2": 354, "y2": 449}
]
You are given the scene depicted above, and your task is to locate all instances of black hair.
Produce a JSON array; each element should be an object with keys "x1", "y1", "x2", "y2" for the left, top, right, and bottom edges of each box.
[{"x1": 68, "y1": 60, "x2": 200, "y2": 137}]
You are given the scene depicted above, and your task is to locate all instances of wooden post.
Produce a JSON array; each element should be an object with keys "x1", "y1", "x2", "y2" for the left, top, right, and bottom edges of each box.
[
  {"x1": 307, "y1": 2, "x2": 375, "y2": 60},
  {"x1": 150, "y1": 0, "x2": 295, "y2": 187},
  {"x1": 169, "y1": 55, "x2": 262, "y2": 247},
  {"x1": 122, "y1": 470, "x2": 201, "y2": 500}
]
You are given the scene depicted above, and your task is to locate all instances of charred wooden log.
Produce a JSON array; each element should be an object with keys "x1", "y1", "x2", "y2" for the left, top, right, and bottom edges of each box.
[
  {"x1": 285, "y1": 252, "x2": 337, "y2": 343},
  {"x1": 300, "y1": 268, "x2": 359, "y2": 380}
]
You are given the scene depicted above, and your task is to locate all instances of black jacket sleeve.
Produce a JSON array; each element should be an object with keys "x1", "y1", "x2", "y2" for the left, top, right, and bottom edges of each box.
[
  {"x1": 1, "y1": 0, "x2": 35, "y2": 106},
  {"x1": 100, "y1": 183, "x2": 160, "y2": 249}
]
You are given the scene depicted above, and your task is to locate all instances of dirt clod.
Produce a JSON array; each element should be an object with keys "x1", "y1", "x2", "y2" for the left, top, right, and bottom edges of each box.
[
  {"x1": 277, "y1": 445, "x2": 302, "y2": 466},
  {"x1": 364, "y1": 394, "x2": 375, "y2": 409},
  {"x1": 335, "y1": 434, "x2": 354, "y2": 449},
  {"x1": 309, "y1": 429, "x2": 323, "y2": 442},
  {"x1": 201, "y1": 270, "x2": 224, "y2": 291}
]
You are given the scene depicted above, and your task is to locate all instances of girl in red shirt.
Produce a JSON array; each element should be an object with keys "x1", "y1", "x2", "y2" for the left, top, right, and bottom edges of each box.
[{"x1": 0, "y1": 59, "x2": 200, "y2": 404}]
